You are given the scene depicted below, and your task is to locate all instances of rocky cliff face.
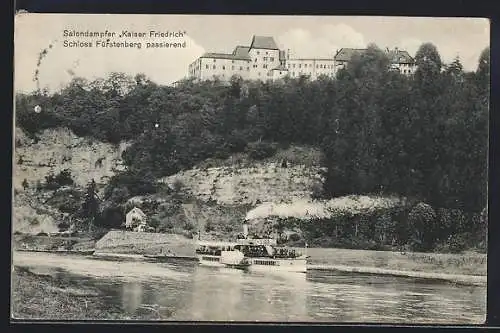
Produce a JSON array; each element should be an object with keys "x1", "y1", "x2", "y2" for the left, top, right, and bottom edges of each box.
[
  {"x1": 13, "y1": 127, "x2": 131, "y2": 234},
  {"x1": 14, "y1": 127, "x2": 130, "y2": 190},
  {"x1": 159, "y1": 163, "x2": 325, "y2": 206}
]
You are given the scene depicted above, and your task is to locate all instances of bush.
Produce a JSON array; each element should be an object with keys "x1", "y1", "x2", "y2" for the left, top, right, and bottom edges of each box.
[
  {"x1": 57, "y1": 222, "x2": 70, "y2": 231},
  {"x1": 171, "y1": 178, "x2": 184, "y2": 192},
  {"x1": 407, "y1": 202, "x2": 437, "y2": 251},
  {"x1": 435, "y1": 233, "x2": 469, "y2": 253},
  {"x1": 148, "y1": 217, "x2": 161, "y2": 230},
  {"x1": 45, "y1": 188, "x2": 82, "y2": 214},
  {"x1": 311, "y1": 182, "x2": 324, "y2": 200},
  {"x1": 158, "y1": 220, "x2": 174, "y2": 232},
  {"x1": 44, "y1": 169, "x2": 74, "y2": 190},
  {"x1": 246, "y1": 141, "x2": 278, "y2": 160},
  {"x1": 97, "y1": 207, "x2": 125, "y2": 229},
  {"x1": 108, "y1": 187, "x2": 130, "y2": 204},
  {"x1": 205, "y1": 222, "x2": 215, "y2": 232},
  {"x1": 183, "y1": 222, "x2": 195, "y2": 231},
  {"x1": 105, "y1": 170, "x2": 157, "y2": 199}
]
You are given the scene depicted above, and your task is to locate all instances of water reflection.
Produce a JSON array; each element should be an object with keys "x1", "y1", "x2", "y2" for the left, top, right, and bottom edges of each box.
[{"x1": 122, "y1": 282, "x2": 143, "y2": 314}]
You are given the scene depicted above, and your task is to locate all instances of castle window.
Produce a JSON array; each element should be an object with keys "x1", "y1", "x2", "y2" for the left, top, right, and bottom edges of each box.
[
  {"x1": 232, "y1": 60, "x2": 235, "y2": 63},
  {"x1": 240, "y1": 66, "x2": 243, "y2": 70},
  {"x1": 213, "y1": 65, "x2": 216, "y2": 69},
  {"x1": 222, "y1": 66, "x2": 225, "y2": 70},
  {"x1": 263, "y1": 64, "x2": 267, "y2": 69},
  {"x1": 206, "y1": 65, "x2": 209, "y2": 69},
  {"x1": 266, "y1": 51, "x2": 268, "y2": 55},
  {"x1": 213, "y1": 59, "x2": 216, "y2": 62},
  {"x1": 270, "y1": 57, "x2": 274, "y2": 61},
  {"x1": 232, "y1": 66, "x2": 235, "y2": 70},
  {"x1": 257, "y1": 51, "x2": 260, "y2": 55},
  {"x1": 299, "y1": 64, "x2": 302, "y2": 68},
  {"x1": 247, "y1": 67, "x2": 250, "y2": 71}
]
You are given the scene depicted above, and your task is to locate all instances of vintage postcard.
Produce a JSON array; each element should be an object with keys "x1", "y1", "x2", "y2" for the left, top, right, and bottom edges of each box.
[{"x1": 12, "y1": 14, "x2": 489, "y2": 323}]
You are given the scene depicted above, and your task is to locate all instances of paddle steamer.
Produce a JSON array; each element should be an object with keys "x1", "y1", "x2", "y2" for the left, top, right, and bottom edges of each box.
[{"x1": 195, "y1": 222, "x2": 308, "y2": 273}]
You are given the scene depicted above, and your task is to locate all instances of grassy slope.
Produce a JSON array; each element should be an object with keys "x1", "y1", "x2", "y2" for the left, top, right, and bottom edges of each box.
[{"x1": 11, "y1": 266, "x2": 163, "y2": 320}]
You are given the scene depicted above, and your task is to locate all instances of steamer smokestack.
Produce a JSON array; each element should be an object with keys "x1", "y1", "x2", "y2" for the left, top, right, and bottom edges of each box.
[{"x1": 242, "y1": 222, "x2": 249, "y2": 239}]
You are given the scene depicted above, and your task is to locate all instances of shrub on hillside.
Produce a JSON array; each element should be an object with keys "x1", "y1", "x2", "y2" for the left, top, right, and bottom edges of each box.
[
  {"x1": 57, "y1": 222, "x2": 70, "y2": 232},
  {"x1": 46, "y1": 189, "x2": 82, "y2": 214},
  {"x1": 147, "y1": 217, "x2": 161, "y2": 230},
  {"x1": 205, "y1": 222, "x2": 215, "y2": 232},
  {"x1": 171, "y1": 178, "x2": 184, "y2": 192},
  {"x1": 157, "y1": 219, "x2": 174, "y2": 232},
  {"x1": 104, "y1": 170, "x2": 157, "y2": 200},
  {"x1": 246, "y1": 141, "x2": 278, "y2": 160},
  {"x1": 97, "y1": 206, "x2": 125, "y2": 229},
  {"x1": 183, "y1": 222, "x2": 196, "y2": 231},
  {"x1": 311, "y1": 182, "x2": 325, "y2": 200},
  {"x1": 107, "y1": 187, "x2": 130, "y2": 204},
  {"x1": 288, "y1": 233, "x2": 301, "y2": 242},
  {"x1": 44, "y1": 169, "x2": 74, "y2": 190}
]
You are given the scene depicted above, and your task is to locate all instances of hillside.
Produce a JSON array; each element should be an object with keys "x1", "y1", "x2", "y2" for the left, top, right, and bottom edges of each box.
[
  {"x1": 13, "y1": 127, "x2": 131, "y2": 234},
  {"x1": 12, "y1": 126, "x2": 329, "y2": 235}
]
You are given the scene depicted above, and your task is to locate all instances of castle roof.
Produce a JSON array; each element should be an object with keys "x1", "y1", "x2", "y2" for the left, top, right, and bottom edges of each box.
[
  {"x1": 233, "y1": 45, "x2": 251, "y2": 58},
  {"x1": 334, "y1": 48, "x2": 367, "y2": 62},
  {"x1": 249, "y1": 35, "x2": 279, "y2": 50},
  {"x1": 334, "y1": 47, "x2": 415, "y2": 64},
  {"x1": 386, "y1": 49, "x2": 415, "y2": 64}
]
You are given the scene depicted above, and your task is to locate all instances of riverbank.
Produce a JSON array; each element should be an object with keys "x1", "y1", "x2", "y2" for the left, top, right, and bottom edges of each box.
[
  {"x1": 12, "y1": 234, "x2": 96, "y2": 252},
  {"x1": 12, "y1": 231, "x2": 487, "y2": 283},
  {"x1": 11, "y1": 266, "x2": 167, "y2": 320},
  {"x1": 305, "y1": 247, "x2": 487, "y2": 277}
]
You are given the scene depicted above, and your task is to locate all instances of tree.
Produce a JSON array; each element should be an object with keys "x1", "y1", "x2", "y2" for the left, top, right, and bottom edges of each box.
[
  {"x1": 444, "y1": 56, "x2": 465, "y2": 83},
  {"x1": 81, "y1": 179, "x2": 100, "y2": 232},
  {"x1": 407, "y1": 202, "x2": 437, "y2": 251},
  {"x1": 414, "y1": 43, "x2": 443, "y2": 92},
  {"x1": 97, "y1": 206, "x2": 124, "y2": 229},
  {"x1": 475, "y1": 46, "x2": 490, "y2": 99}
]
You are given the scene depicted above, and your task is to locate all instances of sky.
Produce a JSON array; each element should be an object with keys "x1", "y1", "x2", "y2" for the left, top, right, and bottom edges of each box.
[{"x1": 14, "y1": 14, "x2": 490, "y2": 93}]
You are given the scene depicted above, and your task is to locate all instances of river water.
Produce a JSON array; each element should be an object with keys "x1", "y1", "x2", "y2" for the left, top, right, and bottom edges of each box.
[{"x1": 12, "y1": 251, "x2": 486, "y2": 324}]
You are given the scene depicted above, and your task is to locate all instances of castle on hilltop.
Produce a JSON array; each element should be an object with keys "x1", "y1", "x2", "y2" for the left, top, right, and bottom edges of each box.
[{"x1": 186, "y1": 35, "x2": 416, "y2": 84}]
